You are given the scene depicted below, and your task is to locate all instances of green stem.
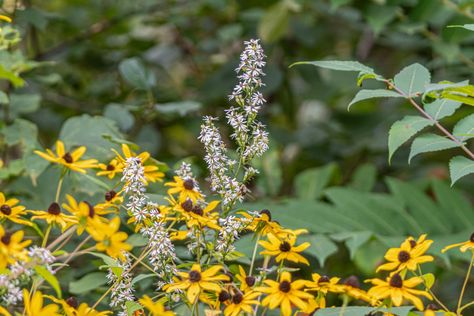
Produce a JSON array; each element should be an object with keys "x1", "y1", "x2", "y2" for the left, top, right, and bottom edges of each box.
[
  {"x1": 457, "y1": 253, "x2": 474, "y2": 315},
  {"x1": 41, "y1": 224, "x2": 52, "y2": 247},
  {"x1": 460, "y1": 300, "x2": 474, "y2": 313},
  {"x1": 249, "y1": 233, "x2": 261, "y2": 276},
  {"x1": 416, "y1": 266, "x2": 450, "y2": 312},
  {"x1": 55, "y1": 173, "x2": 65, "y2": 202}
]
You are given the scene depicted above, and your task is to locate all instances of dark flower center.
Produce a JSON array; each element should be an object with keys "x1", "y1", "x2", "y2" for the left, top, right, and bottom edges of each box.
[
  {"x1": 389, "y1": 274, "x2": 403, "y2": 288},
  {"x1": 260, "y1": 209, "x2": 272, "y2": 221},
  {"x1": 189, "y1": 270, "x2": 201, "y2": 283},
  {"x1": 218, "y1": 291, "x2": 230, "y2": 302},
  {"x1": 409, "y1": 240, "x2": 417, "y2": 248},
  {"x1": 319, "y1": 275, "x2": 330, "y2": 284},
  {"x1": 470, "y1": 233, "x2": 474, "y2": 243},
  {"x1": 279, "y1": 241, "x2": 291, "y2": 252},
  {"x1": 1, "y1": 232, "x2": 11, "y2": 245},
  {"x1": 181, "y1": 199, "x2": 193, "y2": 212},
  {"x1": 105, "y1": 190, "x2": 116, "y2": 201},
  {"x1": 106, "y1": 164, "x2": 115, "y2": 171},
  {"x1": 66, "y1": 297, "x2": 78, "y2": 309},
  {"x1": 0, "y1": 204, "x2": 11, "y2": 215},
  {"x1": 48, "y1": 202, "x2": 61, "y2": 215},
  {"x1": 83, "y1": 201, "x2": 95, "y2": 217},
  {"x1": 192, "y1": 206, "x2": 203, "y2": 216},
  {"x1": 398, "y1": 250, "x2": 410, "y2": 263},
  {"x1": 183, "y1": 179, "x2": 194, "y2": 190},
  {"x1": 232, "y1": 293, "x2": 243, "y2": 304},
  {"x1": 245, "y1": 276, "x2": 256, "y2": 287},
  {"x1": 426, "y1": 303, "x2": 438, "y2": 311},
  {"x1": 343, "y1": 276, "x2": 360, "y2": 288},
  {"x1": 279, "y1": 280, "x2": 291, "y2": 293},
  {"x1": 62, "y1": 152, "x2": 73, "y2": 163}
]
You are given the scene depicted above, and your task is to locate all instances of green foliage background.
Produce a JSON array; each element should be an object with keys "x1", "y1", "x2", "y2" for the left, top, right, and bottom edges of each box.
[{"x1": 1, "y1": 0, "x2": 473, "y2": 311}]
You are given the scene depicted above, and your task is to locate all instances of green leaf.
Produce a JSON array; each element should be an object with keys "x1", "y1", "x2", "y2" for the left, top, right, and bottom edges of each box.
[
  {"x1": 348, "y1": 89, "x2": 402, "y2": 109},
  {"x1": 104, "y1": 103, "x2": 135, "y2": 131},
  {"x1": 447, "y1": 24, "x2": 474, "y2": 31},
  {"x1": 365, "y1": 5, "x2": 399, "y2": 35},
  {"x1": 126, "y1": 301, "x2": 143, "y2": 316},
  {"x1": 154, "y1": 101, "x2": 202, "y2": 117},
  {"x1": 292, "y1": 60, "x2": 375, "y2": 74},
  {"x1": 330, "y1": 0, "x2": 352, "y2": 10},
  {"x1": 24, "y1": 153, "x2": 49, "y2": 186},
  {"x1": 0, "y1": 63, "x2": 25, "y2": 87},
  {"x1": 119, "y1": 57, "x2": 156, "y2": 90},
  {"x1": 422, "y1": 273, "x2": 435, "y2": 289},
  {"x1": 302, "y1": 234, "x2": 338, "y2": 267},
  {"x1": 10, "y1": 93, "x2": 41, "y2": 115},
  {"x1": 449, "y1": 156, "x2": 474, "y2": 185},
  {"x1": 127, "y1": 234, "x2": 148, "y2": 247},
  {"x1": 0, "y1": 91, "x2": 8, "y2": 104},
  {"x1": 388, "y1": 116, "x2": 433, "y2": 163},
  {"x1": 35, "y1": 266, "x2": 61, "y2": 298},
  {"x1": 2, "y1": 118, "x2": 38, "y2": 151},
  {"x1": 69, "y1": 272, "x2": 107, "y2": 294},
  {"x1": 294, "y1": 163, "x2": 338, "y2": 199},
  {"x1": 132, "y1": 273, "x2": 155, "y2": 285},
  {"x1": 331, "y1": 231, "x2": 372, "y2": 259},
  {"x1": 424, "y1": 99, "x2": 462, "y2": 121},
  {"x1": 349, "y1": 163, "x2": 377, "y2": 191},
  {"x1": 393, "y1": 63, "x2": 431, "y2": 97},
  {"x1": 258, "y1": 1, "x2": 292, "y2": 43},
  {"x1": 409, "y1": 133, "x2": 459, "y2": 163},
  {"x1": 453, "y1": 114, "x2": 474, "y2": 142}
]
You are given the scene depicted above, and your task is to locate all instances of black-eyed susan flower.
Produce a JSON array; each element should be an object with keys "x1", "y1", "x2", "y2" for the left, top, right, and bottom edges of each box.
[
  {"x1": 0, "y1": 225, "x2": 31, "y2": 268},
  {"x1": 165, "y1": 176, "x2": 203, "y2": 203},
  {"x1": 87, "y1": 217, "x2": 132, "y2": 260},
  {"x1": 62, "y1": 195, "x2": 108, "y2": 235},
  {"x1": 223, "y1": 290, "x2": 260, "y2": 316},
  {"x1": 185, "y1": 201, "x2": 221, "y2": 230},
  {"x1": 259, "y1": 233, "x2": 310, "y2": 265},
  {"x1": 235, "y1": 265, "x2": 257, "y2": 293},
  {"x1": 114, "y1": 144, "x2": 164, "y2": 183},
  {"x1": 30, "y1": 202, "x2": 77, "y2": 231},
  {"x1": 442, "y1": 232, "x2": 474, "y2": 253},
  {"x1": 239, "y1": 209, "x2": 285, "y2": 236},
  {"x1": 377, "y1": 234, "x2": 434, "y2": 272},
  {"x1": 139, "y1": 295, "x2": 175, "y2": 316},
  {"x1": 301, "y1": 297, "x2": 325, "y2": 315},
  {"x1": 96, "y1": 158, "x2": 123, "y2": 179},
  {"x1": 0, "y1": 15, "x2": 11, "y2": 23},
  {"x1": 305, "y1": 273, "x2": 344, "y2": 295},
  {"x1": 0, "y1": 192, "x2": 31, "y2": 226},
  {"x1": 23, "y1": 289, "x2": 61, "y2": 316},
  {"x1": 34, "y1": 140, "x2": 98, "y2": 174},
  {"x1": 366, "y1": 273, "x2": 432, "y2": 311},
  {"x1": 255, "y1": 271, "x2": 313, "y2": 316},
  {"x1": 46, "y1": 296, "x2": 112, "y2": 316},
  {"x1": 341, "y1": 275, "x2": 378, "y2": 305},
  {"x1": 164, "y1": 264, "x2": 229, "y2": 304}
]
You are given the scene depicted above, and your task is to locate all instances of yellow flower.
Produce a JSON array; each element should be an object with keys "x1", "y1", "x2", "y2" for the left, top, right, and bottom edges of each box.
[
  {"x1": 366, "y1": 273, "x2": 432, "y2": 311},
  {"x1": 239, "y1": 210, "x2": 285, "y2": 236},
  {"x1": 96, "y1": 158, "x2": 123, "y2": 179},
  {"x1": 46, "y1": 296, "x2": 112, "y2": 316},
  {"x1": 30, "y1": 202, "x2": 77, "y2": 231},
  {"x1": 223, "y1": 290, "x2": 260, "y2": 316},
  {"x1": 0, "y1": 192, "x2": 32, "y2": 226},
  {"x1": 377, "y1": 234, "x2": 433, "y2": 272},
  {"x1": 185, "y1": 200, "x2": 221, "y2": 230},
  {"x1": 35, "y1": 140, "x2": 98, "y2": 174},
  {"x1": 0, "y1": 305, "x2": 10, "y2": 316},
  {"x1": 442, "y1": 232, "x2": 474, "y2": 253},
  {"x1": 165, "y1": 176, "x2": 203, "y2": 203},
  {"x1": 305, "y1": 273, "x2": 344, "y2": 295},
  {"x1": 256, "y1": 271, "x2": 313, "y2": 316},
  {"x1": 0, "y1": 225, "x2": 31, "y2": 268},
  {"x1": 87, "y1": 217, "x2": 132, "y2": 260},
  {"x1": 62, "y1": 195, "x2": 108, "y2": 235},
  {"x1": 139, "y1": 295, "x2": 175, "y2": 316},
  {"x1": 341, "y1": 276, "x2": 378, "y2": 305},
  {"x1": 300, "y1": 297, "x2": 325, "y2": 315},
  {"x1": 23, "y1": 289, "x2": 61, "y2": 316},
  {"x1": 235, "y1": 265, "x2": 257, "y2": 293},
  {"x1": 114, "y1": 144, "x2": 164, "y2": 183},
  {"x1": 0, "y1": 15, "x2": 11, "y2": 23},
  {"x1": 259, "y1": 233, "x2": 310, "y2": 265},
  {"x1": 95, "y1": 190, "x2": 123, "y2": 214},
  {"x1": 164, "y1": 264, "x2": 229, "y2": 304}
]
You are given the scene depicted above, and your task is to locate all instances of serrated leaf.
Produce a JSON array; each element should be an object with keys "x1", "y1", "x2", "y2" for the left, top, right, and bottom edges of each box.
[
  {"x1": 35, "y1": 266, "x2": 61, "y2": 298},
  {"x1": 394, "y1": 63, "x2": 431, "y2": 97},
  {"x1": 409, "y1": 133, "x2": 459, "y2": 163},
  {"x1": 348, "y1": 89, "x2": 402, "y2": 109},
  {"x1": 388, "y1": 116, "x2": 433, "y2": 163},
  {"x1": 424, "y1": 99, "x2": 462, "y2": 121},
  {"x1": 449, "y1": 156, "x2": 474, "y2": 185},
  {"x1": 453, "y1": 114, "x2": 474, "y2": 142},
  {"x1": 69, "y1": 272, "x2": 107, "y2": 294}
]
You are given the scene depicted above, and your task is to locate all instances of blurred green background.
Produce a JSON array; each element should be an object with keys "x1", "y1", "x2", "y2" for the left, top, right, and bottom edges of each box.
[{"x1": 1, "y1": 0, "x2": 473, "y2": 310}]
